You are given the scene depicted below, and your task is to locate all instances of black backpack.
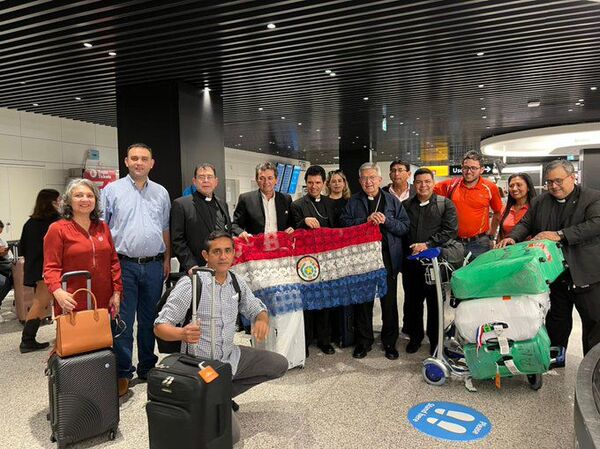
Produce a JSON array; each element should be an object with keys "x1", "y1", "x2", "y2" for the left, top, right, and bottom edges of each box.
[{"x1": 156, "y1": 271, "x2": 242, "y2": 354}]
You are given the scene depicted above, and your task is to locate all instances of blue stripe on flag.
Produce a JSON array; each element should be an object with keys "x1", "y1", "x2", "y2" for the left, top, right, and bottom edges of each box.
[{"x1": 253, "y1": 268, "x2": 388, "y2": 316}]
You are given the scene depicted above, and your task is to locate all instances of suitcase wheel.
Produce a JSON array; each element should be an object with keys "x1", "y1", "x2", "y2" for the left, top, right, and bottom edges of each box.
[
  {"x1": 46, "y1": 413, "x2": 50, "y2": 421},
  {"x1": 423, "y1": 362, "x2": 447, "y2": 386},
  {"x1": 527, "y1": 374, "x2": 543, "y2": 391},
  {"x1": 50, "y1": 434, "x2": 56, "y2": 443},
  {"x1": 109, "y1": 429, "x2": 117, "y2": 441}
]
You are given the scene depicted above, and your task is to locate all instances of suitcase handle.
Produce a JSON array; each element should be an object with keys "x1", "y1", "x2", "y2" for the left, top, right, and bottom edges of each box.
[
  {"x1": 61, "y1": 270, "x2": 92, "y2": 282},
  {"x1": 178, "y1": 354, "x2": 208, "y2": 368},
  {"x1": 61, "y1": 271, "x2": 92, "y2": 310}
]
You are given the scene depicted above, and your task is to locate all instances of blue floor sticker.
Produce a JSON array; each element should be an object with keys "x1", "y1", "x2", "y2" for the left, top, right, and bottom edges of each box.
[{"x1": 407, "y1": 401, "x2": 492, "y2": 442}]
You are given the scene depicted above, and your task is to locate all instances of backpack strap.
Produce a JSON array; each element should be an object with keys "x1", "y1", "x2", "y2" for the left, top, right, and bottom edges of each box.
[
  {"x1": 435, "y1": 195, "x2": 446, "y2": 216},
  {"x1": 229, "y1": 271, "x2": 242, "y2": 301}
]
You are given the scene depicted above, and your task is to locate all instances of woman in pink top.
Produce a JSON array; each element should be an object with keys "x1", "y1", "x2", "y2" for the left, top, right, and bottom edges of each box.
[{"x1": 496, "y1": 173, "x2": 537, "y2": 242}]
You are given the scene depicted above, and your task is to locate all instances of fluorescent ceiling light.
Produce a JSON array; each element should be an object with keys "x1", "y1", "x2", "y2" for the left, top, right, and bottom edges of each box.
[
  {"x1": 527, "y1": 100, "x2": 541, "y2": 107},
  {"x1": 108, "y1": 51, "x2": 116, "y2": 56},
  {"x1": 476, "y1": 52, "x2": 485, "y2": 56},
  {"x1": 267, "y1": 23, "x2": 276, "y2": 29},
  {"x1": 325, "y1": 69, "x2": 331, "y2": 74},
  {"x1": 83, "y1": 42, "x2": 93, "y2": 48},
  {"x1": 363, "y1": 97, "x2": 369, "y2": 100},
  {"x1": 478, "y1": 84, "x2": 485, "y2": 88}
]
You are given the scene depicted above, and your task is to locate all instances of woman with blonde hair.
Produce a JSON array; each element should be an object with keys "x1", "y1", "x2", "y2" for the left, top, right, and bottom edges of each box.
[{"x1": 326, "y1": 169, "x2": 351, "y2": 226}]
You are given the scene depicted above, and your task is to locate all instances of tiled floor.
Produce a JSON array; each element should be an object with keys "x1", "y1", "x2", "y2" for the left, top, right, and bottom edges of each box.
[{"x1": 0, "y1": 286, "x2": 581, "y2": 449}]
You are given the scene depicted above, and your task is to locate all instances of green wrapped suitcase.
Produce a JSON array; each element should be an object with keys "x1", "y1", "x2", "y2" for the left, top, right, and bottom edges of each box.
[
  {"x1": 463, "y1": 326, "x2": 551, "y2": 380},
  {"x1": 451, "y1": 240, "x2": 566, "y2": 299}
]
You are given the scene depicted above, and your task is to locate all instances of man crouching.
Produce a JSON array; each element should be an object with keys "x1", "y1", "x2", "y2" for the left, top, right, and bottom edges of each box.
[{"x1": 154, "y1": 230, "x2": 288, "y2": 440}]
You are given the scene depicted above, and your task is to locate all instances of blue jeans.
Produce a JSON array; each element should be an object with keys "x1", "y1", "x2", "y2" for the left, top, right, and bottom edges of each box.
[
  {"x1": 0, "y1": 271, "x2": 12, "y2": 306},
  {"x1": 113, "y1": 259, "x2": 163, "y2": 379},
  {"x1": 464, "y1": 235, "x2": 493, "y2": 260}
]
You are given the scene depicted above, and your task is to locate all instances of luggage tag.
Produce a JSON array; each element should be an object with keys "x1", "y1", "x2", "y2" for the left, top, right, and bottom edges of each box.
[{"x1": 197, "y1": 361, "x2": 219, "y2": 383}]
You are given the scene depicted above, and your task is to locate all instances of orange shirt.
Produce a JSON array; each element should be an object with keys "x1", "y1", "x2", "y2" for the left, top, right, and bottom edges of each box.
[
  {"x1": 434, "y1": 177, "x2": 503, "y2": 238},
  {"x1": 501, "y1": 204, "x2": 529, "y2": 237}
]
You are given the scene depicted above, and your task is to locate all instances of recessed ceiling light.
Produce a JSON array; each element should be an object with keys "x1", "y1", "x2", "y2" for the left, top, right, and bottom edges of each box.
[
  {"x1": 83, "y1": 42, "x2": 93, "y2": 48},
  {"x1": 280, "y1": 116, "x2": 285, "y2": 119},
  {"x1": 579, "y1": 98, "x2": 584, "y2": 102},
  {"x1": 389, "y1": 115, "x2": 395, "y2": 118},
  {"x1": 575, "y1": 102, "x2": 581, "y2": 106},
  {"x1": 329, "y1": 72, "x2": 336, "y2": 77},
  {"x1": 415, "y1": 133, "x2": 419, "y2": 136},
  {"x1": 19, "y1": 81, "x2": 26, "y2": 85},
  {"x1": 75, "y1": 97, "x2": 82, "y2": 101},
  {"x1": 476, "y1": 52, "x2": 485, "y2": 56},
  {"x1": 316, "y1": 129, "x2": 320, "y2": 132},
  {"x1": 258, "y1": 107, "x2": 263, "y2": 111},
  {"x1": 591, "y1": 86, "x2": 598, "y2": 91},
  {"x1": 481, "y1": 107, "x2": 486, "y2": 110},
  {"x1": 527, "y1": 100, "x2": 541, "y2": 107},
  {"x1": 400, "y1": 122, "x2": 404, "y2": 125},
  {"x1": 486, "y1": 126, "x2": 491, "y2": 129},
  {"x1": 108, "y1": 51, "x2": 117, "y2": 56},
  {"x1": 416, "y1": 117, "x2": 420, "y2": 120},
  {"x1": 338, "y1": 136, "x2": 341, "y2": 139},
  {"x1": 267, "y1": 23, "x2": 276, "y2": 29},
  {"x1": 482, "y1": 115, "x2": 487, "y2": 119},
  {"x1": 478, "y1": 84, "x2": 485, "y2": 88},
  {"x1": 32, "y1": 103, "x2": 39, "y2": 106},
  {"x1": 412, "y1": 131, "x2": 416, "y2": 134},
  {"x1": 239, "y1": 135, "x2": 243, "y2": 138},
  {"x1": 363, "y1": 97, "x2": 369, "y2": 100},
  {"x1": 479, "y1": 97, "x2": 484, "y2": 100},
  {"x1": 568, "y1": 108, "x2": 573, "y2": 111},
  {"x1": 333, "y1": 156, "x2": 339, "y2": 160},
  {"x1": 325, "y1": 69, "x2": 331, "y2": 74}
]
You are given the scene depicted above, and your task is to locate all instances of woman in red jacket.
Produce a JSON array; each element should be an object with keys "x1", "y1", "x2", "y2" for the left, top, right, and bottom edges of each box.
[{"x1": 44, "y1": 179, "x2": 122, "y2": 316}]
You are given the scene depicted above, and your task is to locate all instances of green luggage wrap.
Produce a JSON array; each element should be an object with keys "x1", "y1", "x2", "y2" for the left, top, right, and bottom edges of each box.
[
  {"x1": 451, "y1": 239, "x2": 566, "y2": 299},
  {"x1": 463, "y1": 326, "x2": 551, "y2": 380}
]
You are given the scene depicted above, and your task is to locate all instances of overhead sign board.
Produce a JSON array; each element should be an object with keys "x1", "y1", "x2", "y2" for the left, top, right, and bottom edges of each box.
[{"x1": 449, "y1": 164, "x2": 493, "y2": 176}]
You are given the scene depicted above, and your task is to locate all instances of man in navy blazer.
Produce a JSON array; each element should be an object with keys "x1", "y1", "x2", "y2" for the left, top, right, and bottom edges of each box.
[
  {"x1": 232, "y1": 162, "x2": 293, "y2": 239},
  {"x1": 340, "y1": 162, "x2": 410, "y2": 359}
]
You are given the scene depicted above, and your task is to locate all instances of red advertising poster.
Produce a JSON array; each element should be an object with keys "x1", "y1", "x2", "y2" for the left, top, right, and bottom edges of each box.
[{"x1": 82, "y1": 168, "x2": 119, "y2": 189}]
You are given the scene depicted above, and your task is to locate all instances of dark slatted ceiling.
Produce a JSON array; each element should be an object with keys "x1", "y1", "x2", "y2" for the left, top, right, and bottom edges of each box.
[{"x1": 1, "y1": 0, "x2": 599, "y2": 165}]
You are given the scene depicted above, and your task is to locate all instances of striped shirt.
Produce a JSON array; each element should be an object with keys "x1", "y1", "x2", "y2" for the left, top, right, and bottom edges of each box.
[{"x1": 155, "y1": 271, "x2": 267, "y2": 374}]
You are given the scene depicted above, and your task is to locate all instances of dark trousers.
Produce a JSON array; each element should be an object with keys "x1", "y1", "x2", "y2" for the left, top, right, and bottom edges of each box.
[
  {"x1": 547, "y1": 274, "x2": 600, "y2": 355},
  {"x1": 0, "y1": 270, "x2": 13, "y2": 307},
  {"x1": 233, "y1": 346, "x2": 289, "y2": 397},
  {"x1": 401, "y1": 273, "x2": 410, "y2": 334},
  {"x1": 354, "y1": 272, "x2": 398, "y2": 348},
  {"x1": 403, "y1": 260, "x2": 439, "y2": 351},
  {"x1": 304, "y1": 308, "x2": 331, "y2": 346}
]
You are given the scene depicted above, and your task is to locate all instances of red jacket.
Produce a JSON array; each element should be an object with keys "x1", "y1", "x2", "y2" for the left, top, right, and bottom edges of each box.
[{"x1": 44, "y1": 219, "x2": 122, "y2": 315}]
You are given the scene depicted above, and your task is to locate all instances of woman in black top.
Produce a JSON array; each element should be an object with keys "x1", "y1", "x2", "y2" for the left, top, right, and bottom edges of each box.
[
  {"x1": 325, "y1": 169, "x2": 351, "y2": 226},
  {"x1": 19, "y1": 188, "x2": 61, "y2": 353}
]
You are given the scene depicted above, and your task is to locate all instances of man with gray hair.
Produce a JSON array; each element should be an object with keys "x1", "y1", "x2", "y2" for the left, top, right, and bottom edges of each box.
[
  {"x1": 497, "y1": 159, "x2": 600, "y2": 358},
  {"x1": 171, "y1": 163, "x2": 234, "y2": 274},
  {"x1": 232, "y1": 161, "x2": 293, "y2": 240},
  {"x1": 340, "y1": 162, "x2": 410, "y2": 359}
]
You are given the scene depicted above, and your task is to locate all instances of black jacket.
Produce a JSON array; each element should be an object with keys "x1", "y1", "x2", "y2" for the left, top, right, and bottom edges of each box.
[
  {"x1": 509, "y1": 186, "x2": 600, "y2": 287},
  {"x1": 232, "y1": 190, "x2": 292, "y2": 235},
  {"x1": 171, "y1": 192, "x2": 233, "y2": 272},
  {"x1": 403, "y1": 194, "x2": 458, "y2": 247},
  {"x1": 290, "y1": 195, "x2": 336, "y2": 229},
  {"x1": 19, "y1": 215, "x2": 60, "y2": 286},
  {"x1": 340, "y1": 189, "x2": 410, "y2": 276}
]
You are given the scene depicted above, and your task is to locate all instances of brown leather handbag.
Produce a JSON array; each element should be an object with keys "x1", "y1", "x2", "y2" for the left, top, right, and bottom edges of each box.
[{"x1": 55, "y1": 288, "x2": 113, "y2": 357}]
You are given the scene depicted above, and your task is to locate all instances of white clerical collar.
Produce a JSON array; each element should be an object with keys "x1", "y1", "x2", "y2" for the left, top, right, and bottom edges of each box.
[
  {"x1": 556, "y1": 198, "x2": 566, "y2": 203},
  {"x1": 419, "y1": 200, "x2": 430, "y2": 207}
]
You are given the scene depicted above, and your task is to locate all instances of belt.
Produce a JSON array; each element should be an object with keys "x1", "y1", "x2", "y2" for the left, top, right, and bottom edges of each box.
[
  {"x1": 118, "y1": 253, "x2": 164, "y2": 264},
  {"x1": 459, "y1": 233, "x2": 489, "y2": 243}
]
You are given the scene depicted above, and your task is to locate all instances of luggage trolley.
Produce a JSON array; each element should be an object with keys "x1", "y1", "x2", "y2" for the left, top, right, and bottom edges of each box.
[
  {"x1": 408, "y1": 247, "x2": 470, "y2": 388},
  {"x1": 410, "y1": 247, "x2": 548, "y2": 391}
]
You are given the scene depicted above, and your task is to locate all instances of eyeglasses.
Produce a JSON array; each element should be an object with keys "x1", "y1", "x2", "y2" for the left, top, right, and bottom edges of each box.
[
  {"x1": 360, "y1": 176, "x2": 379, "y2": 183},
  {"x1": 545, "y1": 175, "x2": 571, "y2": 187},
  {"x1": 390, "y1": 168, "x2": 408, "y2": 173},
  {"x1": 462, "y1": 166, "x2": 481, "y2": 172},
  {"x1": 196, "y1": 175, "x2": 215, "y2": 181}
]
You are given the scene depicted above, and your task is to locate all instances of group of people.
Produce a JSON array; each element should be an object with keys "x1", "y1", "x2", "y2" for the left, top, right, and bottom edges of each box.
[{"x1": 4, "y1": 143, "x2": 600, "y2": 419}]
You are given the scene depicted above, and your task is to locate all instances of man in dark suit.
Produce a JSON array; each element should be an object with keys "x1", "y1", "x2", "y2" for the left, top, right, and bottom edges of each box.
[
  {"x1": 171, "y1": 163, "x2": 234, "y2": 274},
  {"x1": 290, "y1": 165, "x2": 336, "y2": 356},
  {"x1": 340, "y1": 162, "x2": 410, "y2": 360},
  {"x1": 498, "y1": 159, "x2": 600, "y2": 357},
  {"x1": 232, "y1": 161, "x2": 293, "y2": 240}
]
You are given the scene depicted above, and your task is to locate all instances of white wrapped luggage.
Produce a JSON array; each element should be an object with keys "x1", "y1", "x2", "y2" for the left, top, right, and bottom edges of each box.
[
  {"x1": 253, "y1": 310, "x2": 305, "y2": 369},
  {"x1": 455, "y1": 293, "x2": 550, "y2": 344}
]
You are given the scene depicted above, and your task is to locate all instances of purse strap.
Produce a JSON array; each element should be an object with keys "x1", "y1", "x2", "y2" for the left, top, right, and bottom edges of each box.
[{"x1": 68, "y1": 288, "x2": 100, "y2": 325}]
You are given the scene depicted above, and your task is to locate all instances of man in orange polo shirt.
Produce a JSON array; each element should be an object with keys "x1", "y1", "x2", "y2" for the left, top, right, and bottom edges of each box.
[{"x1": 434, "y1": 151, "x2": 503, "y2": 259}]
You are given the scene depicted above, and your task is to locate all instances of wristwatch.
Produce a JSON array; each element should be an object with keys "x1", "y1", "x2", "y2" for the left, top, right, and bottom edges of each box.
[{"x1": 557, "y1": 230, "x2": 565, "y2": 241}]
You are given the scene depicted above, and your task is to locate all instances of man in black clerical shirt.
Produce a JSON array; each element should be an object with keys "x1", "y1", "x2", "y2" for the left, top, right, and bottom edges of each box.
[
  {"x1": 171, "y1": 163, "x2": 234, "y2": 274},
  {"x1": 291, "y1": 165, "x2": 336, "y2": 356}
]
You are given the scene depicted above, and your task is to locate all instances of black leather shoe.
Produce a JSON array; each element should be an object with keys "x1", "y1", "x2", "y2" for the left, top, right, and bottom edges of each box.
[
  {"x1": 352, "y1": 345, "x2": 372, "y2": 359},
  {"x1": 384, "y1": 346, "x2": 399, "y2": 360},
  {"x1": 406, "y1": 340, "x2": 421, "y2": 354},
  {"x1": 232, "y1": 400, "x2": 239, "y2": 412},
  {"x1": 305, "y1": 346, "x2": 310, "y2": 358},
  {"x1": 318, "y1": 343, "x2": 335, "y2": 355}
]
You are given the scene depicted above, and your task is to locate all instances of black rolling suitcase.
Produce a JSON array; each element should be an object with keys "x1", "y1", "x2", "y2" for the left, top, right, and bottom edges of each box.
[
  {"x1": 46, "y1": 271, "x2": 119, "y2": 448},
  {"x1": 147, "y1": 267, "x2": 233, "y2": 449}
]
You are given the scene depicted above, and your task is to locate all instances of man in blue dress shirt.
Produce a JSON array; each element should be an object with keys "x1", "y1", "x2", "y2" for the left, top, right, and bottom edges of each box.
[{"x1": 101, "y1": 143, "x2": 171, "y2": 397}]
